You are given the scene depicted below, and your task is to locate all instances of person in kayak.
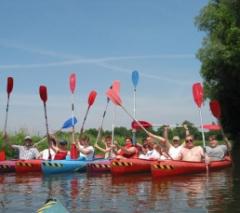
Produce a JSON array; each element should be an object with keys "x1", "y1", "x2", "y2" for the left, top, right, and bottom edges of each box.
[
  {"x1": 51, "y1": 140, "x2": 69, "y2": 160},
  {"x1": 206, "y1": 135, "x2": 230, "y2": 161},
  {"x1": 38, "y1": 136, "x2": 57, "y2": 160},
  {"x1": 94, "y1": 135, "x2": 117, "y2": 159},
  {"x1": 177, "y1": 135, "x2": 205, "y2": 162},
  {"x1": 9, "y1": 135, "x2": 40, "y2": 160},
  {"x1": 116, "y1": 137, "x2": 139, "y2": 159},
  {"x1": 76, "y1": 135, "x2": 95, "y2": 160}
]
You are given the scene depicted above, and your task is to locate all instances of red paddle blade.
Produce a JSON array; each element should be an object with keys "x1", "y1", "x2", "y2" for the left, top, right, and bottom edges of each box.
[
  {"x1": 106, "y1": 88, "x2": 122, "y2": 106},
  {"x1": 88, "y1": 90, "x2": 97, "y2": 106},
  {"x1": 192, "y1": 83, "x2": 203, "y2": 108},
  {"x1": 70, "y1": 144, "x2": 78, "y2": 160},
  {"x1": 39, "y1": 85, "x2": 48, "y2": 103},
  {"x1": 69, "y1": 73, "x2": 76, "y2": 94},
  {"x1": 131, "y1": 120, "x2": 152, "y2": 129},
  {"x1": 203, "y1": 124, "x2": 221, "y2": 131},
  {"x1": 7, "y1": 77, "x2": 14, "y2": 94},
  {"x1": 209, "y1": 100, "x2": 221, "y2": 119},
  {"x1": 112, "y1": 80, "x2": 120, "y2": 95}
]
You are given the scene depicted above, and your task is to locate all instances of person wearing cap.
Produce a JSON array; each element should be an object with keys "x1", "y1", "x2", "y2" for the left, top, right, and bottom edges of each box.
[{"x1": 10, "y1": 136, "x2": 40, "y2": 160}]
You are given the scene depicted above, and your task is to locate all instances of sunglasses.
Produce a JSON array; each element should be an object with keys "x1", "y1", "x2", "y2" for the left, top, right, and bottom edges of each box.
[{"x1": 186, "y1": 139, "x2": 193, "y2": 143}]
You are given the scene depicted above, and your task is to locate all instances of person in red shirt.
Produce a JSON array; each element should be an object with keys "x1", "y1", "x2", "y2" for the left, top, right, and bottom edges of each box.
[
  {"x1": 116, "y1": 137, "x2": 139, "y2": 159},
  {"x1": 52, "y1": 140, "x2": 68, "y2": 160}
]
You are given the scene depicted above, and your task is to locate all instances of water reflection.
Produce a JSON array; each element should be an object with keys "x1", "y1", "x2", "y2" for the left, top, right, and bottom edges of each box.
[{"x1": 0, "y1": 167, "x2": 239, "y2": 213}]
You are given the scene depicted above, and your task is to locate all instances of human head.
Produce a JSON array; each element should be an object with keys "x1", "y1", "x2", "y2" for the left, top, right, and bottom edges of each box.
[
  {"x1": 104, "y1": 135, "x2": 112, "y2": 146},
  {"x1": 79, "y1": 135, "x2": 90, "y2": 146},
  {"x1": 124, "y1": 137, "x2": 132, "y2": 146},
  {"x1": 24, "y1": 136, "x2": 33, "y2": 147},
  {"x1": 172, "y1": 136, "x2": 181, "y2": 147},
  {"x1": 146, "y1": 137, "x2": 155, "y2": 149},
  {"x1": 208, "y1": 135, "x2": 218, "y2": 148},
  {"x1": 185, "y1": 135, "x2": 194, "y2": 149},
  {"x1": 59, "y1": 140, "x2": 68, "y2": 149}
]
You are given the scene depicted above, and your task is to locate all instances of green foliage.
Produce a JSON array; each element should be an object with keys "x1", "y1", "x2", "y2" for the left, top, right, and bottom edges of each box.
[{"x1": 195, "y1": 0, "x2": 240, "y2": 139}]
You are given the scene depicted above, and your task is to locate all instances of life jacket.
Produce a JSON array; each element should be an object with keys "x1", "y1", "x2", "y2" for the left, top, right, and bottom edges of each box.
[
  {"x1": 119, "y1": 144, "x2": 139, "y2": 158},
  {"x1": 0, "y1": 150, "x2": 6, "y2": 161},
  {"x1": 70, "y1": 144, "x2": 79, "y2": 160},
  {"x1": 54, "y1": 150, "x2": 68, "y2": 160}
]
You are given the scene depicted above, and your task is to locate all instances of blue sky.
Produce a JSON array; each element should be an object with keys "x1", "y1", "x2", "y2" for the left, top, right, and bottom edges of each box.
[{"x1": 0, "y1": 0, "x2": 215, "y2": 135}]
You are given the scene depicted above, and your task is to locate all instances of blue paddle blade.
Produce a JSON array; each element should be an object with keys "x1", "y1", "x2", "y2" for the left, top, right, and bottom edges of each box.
[
  {"x1": 132, "y1": 70, "x2": 139, "y2": 88},
  {"x1": 62, "y1": 117, "x2": 77, "y2": 129}
]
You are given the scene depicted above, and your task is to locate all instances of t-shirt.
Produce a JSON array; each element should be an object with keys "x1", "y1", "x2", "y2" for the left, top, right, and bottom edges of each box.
[
  {"x1": 139, "y1": 149, "x2": 160, "y2": 160},
  {"x1": 169, "y1": 145, "x2": 183, "y2": 160},
  {"x1": 39, "y1": 148, "x2": 56, "y2": 160},
  {"x1": 206, "y1": 145, "x2": 227, "y2": 161},
  {"x1": 12, "y1": 145, "x2": 40, "y2": 160},
  {"x1": 79, "y1": 145, "x2": 94, "y2": 160}
]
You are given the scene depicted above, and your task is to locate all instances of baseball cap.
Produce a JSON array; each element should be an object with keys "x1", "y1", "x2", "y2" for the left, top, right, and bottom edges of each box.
[
  {"x1": 24, "y1": 136, "x2": 32, "y2": 141},
  {"x1": 172, "y1": 136, "x2": 180, "y2": 141}
]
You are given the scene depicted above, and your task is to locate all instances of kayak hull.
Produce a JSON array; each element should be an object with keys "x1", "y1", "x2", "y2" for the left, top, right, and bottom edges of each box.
[
  {"x1": 151, "y1": 159, "x2": 232, "y2": 178},
  {"x1": 41, "y1": 160, "x2": 89, "y2": 175},
  {"x1": 111, "y1": 158, "x2": 156, "y2": 176},
  {"x1": 15, "y1": 159, "x2": 42, "y2": 173},
  {"x1": 37, "y1": 199, "x2": 69, "y2": 213},
  {"x1": 0, "y1": 160, "x2": 16, "y2": 173},
  {"x1": 87, "y1": 159, "x2": 111, "y2": 174}
]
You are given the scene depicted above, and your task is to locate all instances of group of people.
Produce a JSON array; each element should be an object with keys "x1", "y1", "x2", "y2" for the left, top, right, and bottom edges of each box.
[{"x1": 1, "y1": 124, "x2": 231, "y2": 163}]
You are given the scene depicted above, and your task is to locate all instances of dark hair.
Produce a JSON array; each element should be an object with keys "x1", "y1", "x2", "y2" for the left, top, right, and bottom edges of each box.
[
  {"x1": 59, "y1": 140, "x2": 67, "y2": 145},
  {"x1": 105, "y1": 135, "x2": 112, "y2": 141},
  {"x1": 125, "y1": 137, "x2": 132, "y2": 142},
  {"x1": 209, "y1": 135, "x2": 216, "y2": 140}
]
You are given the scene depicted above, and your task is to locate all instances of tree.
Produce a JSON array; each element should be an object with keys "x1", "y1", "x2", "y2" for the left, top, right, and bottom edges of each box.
[{"x1": 195, "y1": 0, "x2": 240, "y2": 158}]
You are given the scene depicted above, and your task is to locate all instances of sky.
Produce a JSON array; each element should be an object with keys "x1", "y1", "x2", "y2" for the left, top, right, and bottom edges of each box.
[{"x1": 0, "y1": 0, "x2": 215, "y2": 135}]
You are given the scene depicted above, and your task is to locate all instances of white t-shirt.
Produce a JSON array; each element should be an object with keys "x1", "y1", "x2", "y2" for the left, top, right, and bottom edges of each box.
[
  {"x1": 169, "y1": 145, "x2": 183, "y2": 160},
  {"x1": 12, "y1": 145, "x2": 40, "y2": 160},
  {"x1": 139, "y1": 149, "x2": 160, "y2": 160},
  {"x1": 39, "y1": 148, "x2": 56, "y2": 160},
  {"x1": 79, "y1": 145, "x2": 94, "y2": 160}
]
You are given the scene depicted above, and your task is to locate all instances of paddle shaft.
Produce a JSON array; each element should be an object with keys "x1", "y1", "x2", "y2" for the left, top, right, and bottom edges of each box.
[
  {"x1": 95, "y1": 99, "x2": 110, "y2": 144},
  {"x1": 132, "y1": 88, "x2": 137, "y2": 145},
  {"x1": 71, "y1": 94, "x2": 75, "y2": 143},
  {"x1": 3, "y1": 94, "x2": 11, "y2": 135},
  {"x1": 80, "y1": 106, "x2": 90, "y2": 135},
  {"x1": 43, "y1": 102, "x2": 51, "y2": 159}
]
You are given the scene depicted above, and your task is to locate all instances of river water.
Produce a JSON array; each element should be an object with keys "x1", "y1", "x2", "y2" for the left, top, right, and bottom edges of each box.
[{"x1": 0, "y1": 166, "x2": 240, "y2": 213}]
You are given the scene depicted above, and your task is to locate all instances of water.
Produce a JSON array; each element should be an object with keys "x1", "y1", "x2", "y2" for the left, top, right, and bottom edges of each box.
[{"x1": 0, "y1": 168, "x2": 239, "y2": 213}]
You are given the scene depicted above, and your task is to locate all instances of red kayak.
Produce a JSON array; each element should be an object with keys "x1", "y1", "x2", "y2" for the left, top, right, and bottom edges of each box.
[
  {"x1": 15, "y1": 159, "x2": 42, "y2": 173},
  {"x1": 111, "y1": 158, "x2": 156, "y2": 176},
  {"x1": 0, "y1": 160, "x2": 16, "y2": 173},
  {"x1": 151, "y1": 159, "x2": 232, "y2": 178},
  {"x1": 87, "y1": 159, "x2": 111, "y2": 174}
]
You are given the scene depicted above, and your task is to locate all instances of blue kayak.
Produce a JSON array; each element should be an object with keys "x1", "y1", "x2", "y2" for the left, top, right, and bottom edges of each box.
[
  {"x1": 37, "y1": 198, "x2": 69, "y2": 213},
  {"x1": 41, "y1": 160, "x2": 88, "y2": 175}
]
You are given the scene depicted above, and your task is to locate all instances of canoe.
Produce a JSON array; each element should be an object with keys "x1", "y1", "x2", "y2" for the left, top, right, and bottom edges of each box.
[
  {"x1": 37, "y1": 198, "x2": 69, "y2": 213},
  {"x1": 87, "y1": 159, "x2": 111, "y2": 174},
  {"x1": 15, "y1": 159, "x2": 42, "y2": 173},
  {"x1": 0, "y1": 160, "x2": 16, "y2": 173},
  {"x1": 41, "y1": 159, "x2": 90, "y2": 175},
  {"x1": 111, "y1": 158, "x2": 156, "y2": 176},
  {"x1": 151, "y1": 159, "x2": 232, "y2": 178}
]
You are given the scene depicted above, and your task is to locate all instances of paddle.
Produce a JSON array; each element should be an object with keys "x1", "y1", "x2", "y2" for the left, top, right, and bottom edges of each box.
[
  {"x1": 33, "y1": 117, "x2": 78, "y2": 147},
  {"x1": 203, "y1": 124, "x2": 221, "y2": 131},
  {"x1": 80, "y1": 90, "x2": 97, "y2": 135},
  {"x1": 1, "y1": 77, "x2": 14, "y2": 160},
  {"x1": 131, "y1": 120, "x2": 152, "y2": 130},
  {"x1": 39, "y1": 85, "x2": 51, "y2": 159},
  {"x1": 209, "y1": 100, "x2": 231, "y2": 156},
  {"x1": 106, "y1": 88, "x2": 149, "y2": 135},
  {"x1": 131, "y1": 71, "x2": 139, "y2": 145},
  {"x1": 69, "y1": 73, "x2": 78, "y2": 159},
  {"x1": 192, "y1": 83, "x2": 208, "y2": 168}
]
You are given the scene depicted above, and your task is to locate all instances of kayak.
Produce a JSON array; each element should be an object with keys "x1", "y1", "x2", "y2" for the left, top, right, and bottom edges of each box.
[
  {"x1": 151, "y1": 159, "x2": 232, "y2": 178},
  {"x1": 0, "y1": 160, "x2": 16, "y2": 173},
  {"x1": 111, "y1": 158, "x2": 156, "y2": 176},
  {"x1": 15, "y1": 159, "x2": 42, "y2": 173},
  {"x1": 37, "y1": 198, "x2": 69, "y2": 213},
  {"x1": 87, "y1": 159, "x2": 111, "y2": 174},
  {"x1": 41, "y1": 160, "x2": 88, "y2": 175}
]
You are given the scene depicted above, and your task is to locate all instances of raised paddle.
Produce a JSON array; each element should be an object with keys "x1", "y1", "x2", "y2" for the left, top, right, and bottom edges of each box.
[
  {"x1": 1, "y1": 77, "x2": 14, "y2": 160},
  {"x1": 69, "y1": 73, "x2": 78, "y2": 159},
  {"x1": 131, "y1": 70, "x2": 139, "y2": 145},
  {"x1": 192, "y1": 82, "x2": 208, "y2": 170},
  {"x1": 39, "y1": 85, "x2": 51, "y2": 159},
  {"x1": 33, "y1": 117, "x2": 78, "y2": 147},
  {"x1": 80, "y1": 90, "x2": 97, "y2": 135},
  {"x1": 203, "y1": 124, "x2": 221, "y2": 131},
  {"x1": 106, "y1": 88, "x2": 150, "y2": 135}
]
